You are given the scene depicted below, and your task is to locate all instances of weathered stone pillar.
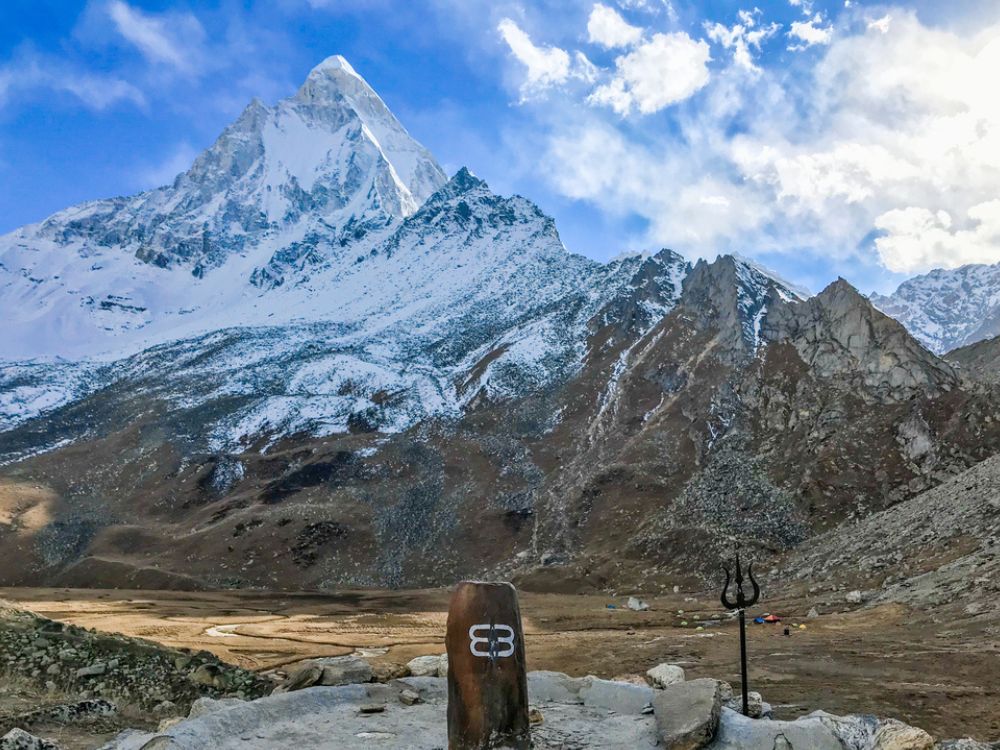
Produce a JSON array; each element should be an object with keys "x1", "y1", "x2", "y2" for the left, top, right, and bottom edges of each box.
[{"x1": 446, "y1": 581, "x2": 531, "y2": 749}]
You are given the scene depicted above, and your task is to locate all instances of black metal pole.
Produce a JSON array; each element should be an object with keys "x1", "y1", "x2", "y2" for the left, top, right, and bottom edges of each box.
[
  {"x1": 738, "y1": 608, "x2": 749, "y2": 716},
  {"x1": 721, "y1": 544, "x2": 760, "y2": 719}
]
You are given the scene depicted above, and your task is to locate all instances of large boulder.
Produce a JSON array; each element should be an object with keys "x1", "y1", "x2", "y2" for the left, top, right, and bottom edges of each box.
[
  {"x1": 647, "y1": 663, "x2": 686, "y2": 688},
  {"x1": 874, "y1": 720, "x2": 935, "y2": 750},
  {"x1": 709, "y1": 708, "x2": 845, "y2": 749},
  {"x1": 652, "y1": 678, "x2": 723, "y2": 750},
  {"x1": 313, "y1": 656, "x2": 373, "y2": 686},
  {"x1": 406, "y1": 655, "x2": 445, "y2": 677},
  {"x1": 279, "y1": 664, "x2": 322, "y2": 692}
]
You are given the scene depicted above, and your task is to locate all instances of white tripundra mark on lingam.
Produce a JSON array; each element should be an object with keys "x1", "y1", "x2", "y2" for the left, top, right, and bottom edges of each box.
[{"x1": 468, "y1": 624, "x2": 515, "y2": 658}]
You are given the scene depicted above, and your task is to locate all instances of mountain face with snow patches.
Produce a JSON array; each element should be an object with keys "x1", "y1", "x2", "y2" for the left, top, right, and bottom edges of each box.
[
  {"x1": 871, "y1": 261, "x2": 1000, "y2": 355},
  {"x1": 0, "y1": 56, "x2": 446, "y2": 361},
  {"x1": 2, "y1": 57, "x2": 1000, "y2": 591}
]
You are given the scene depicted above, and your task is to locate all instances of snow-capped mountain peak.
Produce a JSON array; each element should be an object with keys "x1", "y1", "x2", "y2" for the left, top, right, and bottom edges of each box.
[
  {"x1": 0, "y1": 56, "x2": 450, "y2": 359},
  {"x1": 871, "y1": 260, "x2": 1000, "y2": 354},
  {"x1": 292, "y1": 54, "x2": 446, "y2": 206}
]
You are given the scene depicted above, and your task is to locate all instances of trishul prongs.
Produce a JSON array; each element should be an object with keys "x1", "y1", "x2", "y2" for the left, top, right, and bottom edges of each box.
[{"x1": 720, "y1": 546, "x2": 760, "y2": 610}]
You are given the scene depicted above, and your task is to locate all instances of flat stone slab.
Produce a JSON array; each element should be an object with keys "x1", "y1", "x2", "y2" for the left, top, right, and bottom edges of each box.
[
  {"x1": 579, "y1": 676, "x2": 654, "y2": 714},
  {"x1": 99, "y1": 678, "x2": 660, "y2": 750}
]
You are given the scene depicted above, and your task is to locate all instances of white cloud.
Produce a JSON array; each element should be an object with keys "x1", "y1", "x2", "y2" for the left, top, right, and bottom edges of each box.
[
  {"x1": 705, "y1": 10, "x2": 780, "y2": 73},
  {"x1": 107, "y1": 1, "x2": 205, "y2": 72},
  {"x1": 588, "y1": 32, "x2": 711, "y2": 114},
  {"x1": 617, "y1": 0, "x2": 678, "y2": 21},
  {"x1": 0, "y1": 51, "x2": 145, "y2": 111},
  {"x1": 788, "y1": 14, "x2": 833, "y2": 49},
  {"x1": 867, "y1": 14, "x2": 892, "y2": 34},
  {"x1": 875, "y1": 202, "x2": 1000, "y2": 273},
  {"x1": 497, "y1": 19, "x2": 573, "y2": 97},
  {"x1": 523, "y1": 7, "x2": 1000, "y2": 275},
  {"x1": 587, "y1": 4, "x2": 643, "y2": 49}
]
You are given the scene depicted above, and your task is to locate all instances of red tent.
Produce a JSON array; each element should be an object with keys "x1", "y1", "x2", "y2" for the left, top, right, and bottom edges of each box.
[{"x1": 763, "y1": 614, "x2": 782, "y2": 623}]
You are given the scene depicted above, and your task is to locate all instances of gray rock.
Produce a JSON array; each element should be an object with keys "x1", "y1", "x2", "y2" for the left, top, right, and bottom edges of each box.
[
  {"x1": 846, "y1": 590, "x2": 864, "y2": 605},
  {"x1": 393, "y1": 676, "x2": 447, "y2": 704},
  {"x1": 405, "y1": 655, "x2": 445, "y2": 677},
  {"x1": 75, "y1": 662, "x2": 107, "y2": 678},
  {"x1": 96, "y1": 683, "x2": 659, "y2": 749},
  {"x1": 652, "y1": 677, "x2": 723, "y2": 750},
  {"x1": 526, "y1": 671, "x2": 585, "y2": 704},
  {"x1": 312, "y1": 656, "x2": 373, "y2": 686},
  {"x1": 709, "y1": 708, "x2": 844, "y2": 749},
  {"x1": 9, "y1": 699, "x2": 116, "y2": 727},
  {"x1": 399, "y1": 689, "x2": 421, "y2": 706},
  {"x1": 279, "y1": 664, "x2": 322, "y2": 692},
  {"x1": 187, "y1": 698, "x2": 245, "y2": 720},
  {"x1": 725, "y1": 691, "x2": 764, "y2": 719},
  {"x1": 764, "y1": 278, "x2": 958, "y2": 401},
  {"x1": 578, "y1": 676, "x2": 654, "y2": 715},
  {"x1": 647, "y1": 663, "x2": 686, "y2": 688},
  {"x1": 0, "y1": 729, "x2": 61, "y2": 750}
]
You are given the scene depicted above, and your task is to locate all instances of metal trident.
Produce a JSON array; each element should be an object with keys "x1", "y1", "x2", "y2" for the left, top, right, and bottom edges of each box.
[
  {"x1": 720, "y1": 544, "x2": 761, "y2": 717},
  {"x1": 721, "y1": 546, "x2": 760, "y2": 611}
]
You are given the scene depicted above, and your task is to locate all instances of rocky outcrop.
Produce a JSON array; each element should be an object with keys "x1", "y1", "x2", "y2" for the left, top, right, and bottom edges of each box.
[
  {"x1": 94, "y1": 670, "x2": 974, "y2": 750},
  {"x1": 679, "y1": 255, "x2": 798, "y2": 363},
  {"x1": 781, "y1": 453, "x2": 1000, "y2": 615},
  {"x1": 0, "y1": 729, "x2": 60, "y2": 750},
  {"x1": 764, "y1": 279, "x2": 958, "y2": 402},
  {"x1": 0, "y1": 603, "x2": 270, "y2": 715},
  {"x1": 647, "y1": 663, "x2": 685, "y2": 688},
  {"x1": 946, "y1": 334, "x2": 1000, "y2": 385}
]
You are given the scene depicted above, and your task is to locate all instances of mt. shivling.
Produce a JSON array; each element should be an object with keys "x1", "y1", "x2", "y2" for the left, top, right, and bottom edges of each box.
[{"x1": 2, "y1": 56, "x2": 1000, "y2": 598}]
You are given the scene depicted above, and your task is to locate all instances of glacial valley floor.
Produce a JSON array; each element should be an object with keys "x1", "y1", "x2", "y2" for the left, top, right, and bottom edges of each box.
[{"x1": 1, "y1": 586, "x2": 998, "y2": 743}]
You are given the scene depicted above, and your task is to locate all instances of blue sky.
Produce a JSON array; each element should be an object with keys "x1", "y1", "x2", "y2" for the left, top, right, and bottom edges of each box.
[{"x1": 2, "y1": 0, "x2": 1000, "y2": 295}]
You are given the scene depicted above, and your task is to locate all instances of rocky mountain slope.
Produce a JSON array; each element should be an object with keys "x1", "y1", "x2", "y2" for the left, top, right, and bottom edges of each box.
[
  {"x1": 782, "y1": 452, "x2": 1000, "y2": 618},
  {"x1": 945, "y1": 333, "x2": 1000, "y2": 385},
  {"x1": 2, "y1": 56, "x2": 1000, "y2": 593},
  {"x1": 871, "y1": 261, "x2": 1000, "y2": 354}
]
